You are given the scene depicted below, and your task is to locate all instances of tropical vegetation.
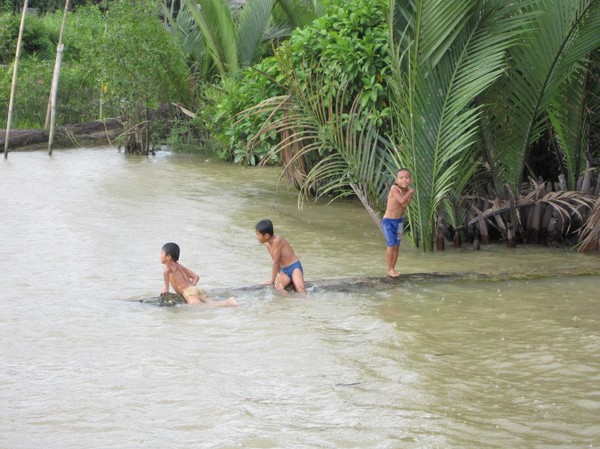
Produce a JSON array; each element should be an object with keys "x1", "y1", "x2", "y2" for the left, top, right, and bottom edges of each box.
[{"x1": 1, "y1": 0, "x2": 599, "y2": 251}]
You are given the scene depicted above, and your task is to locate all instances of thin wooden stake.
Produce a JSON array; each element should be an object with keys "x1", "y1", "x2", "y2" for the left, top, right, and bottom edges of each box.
[
  {"x1": 47, "y1": 0, "x2": 71, "y2": 155},
  {"x1": 4, "y1": 0, "x2": 28, "y2": 159}
]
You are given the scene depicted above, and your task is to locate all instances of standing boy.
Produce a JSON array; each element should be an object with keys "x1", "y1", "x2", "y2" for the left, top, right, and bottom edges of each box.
[
  {"x1": 255, "y1": 219, "x2": 306, "y2": 294},
  {"x1": 160, "y1": 242, "x2": 237, "y2": 306},
  {"x1": 382, "y1": 169, "x2": 414, "y2": 277}
]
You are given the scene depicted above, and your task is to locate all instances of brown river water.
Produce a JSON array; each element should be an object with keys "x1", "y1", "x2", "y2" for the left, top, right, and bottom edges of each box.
[{"x1": 1, "y1": 147, "x2": 599, "y2": 448}]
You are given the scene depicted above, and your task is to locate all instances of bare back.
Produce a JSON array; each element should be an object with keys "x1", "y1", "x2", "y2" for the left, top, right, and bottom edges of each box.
[
  {"x1": 163, "y1": 261, "x2": 198, "y2": 296},
  {"x1": 267, "y1": 235, "x2": 299, "y2": 267}
]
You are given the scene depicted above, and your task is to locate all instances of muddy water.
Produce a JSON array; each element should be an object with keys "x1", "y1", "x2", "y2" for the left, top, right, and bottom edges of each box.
[{"x1": 1, "y1": 147, "x2": 599, "y2": 449}]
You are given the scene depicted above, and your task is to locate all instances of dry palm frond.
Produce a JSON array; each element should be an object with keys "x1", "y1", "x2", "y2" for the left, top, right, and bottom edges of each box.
[
  {"x1": 534, "y1": 191, "x2": 596, "y2": 221},
  {"x1": 468, "y1": 190, "x2": 596, "y2": 228},
  {"x1": 578, "y1": 198, "x2": 600, "y2": 252}
]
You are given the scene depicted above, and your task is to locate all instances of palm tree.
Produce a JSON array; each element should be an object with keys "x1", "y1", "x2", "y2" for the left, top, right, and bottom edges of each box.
[{"x1": 386, "y1": 0, "x2": 534, "y2": 250}]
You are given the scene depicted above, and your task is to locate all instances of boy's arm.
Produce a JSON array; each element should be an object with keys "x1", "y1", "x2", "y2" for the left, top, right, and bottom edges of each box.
[
  {"x1": 182, "y1": 265, "x2": 200, "y2": 286},
  {"x1": 390, "y1": 186, "x2": 415, "y2": 207},
  {"x1": 268, "y1": 242, "x2": 281, "y2": 284},
  {"x1": 161, "y1": 265, "x2": 170, "y2": 294},
  {"x1": 270, "y1": 262, "x2": 280, "y2": 285}
]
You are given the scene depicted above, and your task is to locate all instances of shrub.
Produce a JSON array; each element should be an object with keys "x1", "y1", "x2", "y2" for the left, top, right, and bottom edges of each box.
[
  {"x1": 284, "y1": 0, "x2": 390, "y2": 125},
  {"x1": 198, "y1": 57, "x2": 286, "y2": 164}
]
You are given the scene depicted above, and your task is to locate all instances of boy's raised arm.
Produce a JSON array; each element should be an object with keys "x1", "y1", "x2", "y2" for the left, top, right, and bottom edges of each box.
[{"x1": 390, "y1": 185, "x2": 414, "y2": 207}]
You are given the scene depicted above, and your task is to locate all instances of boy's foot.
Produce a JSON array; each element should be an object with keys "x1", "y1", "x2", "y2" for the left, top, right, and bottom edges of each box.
[
  {"x1": 224, "y1": 297, "x2": 238, "y2": 306},
  {"x1": 387, "y1": 269, "x2": 401, "y2": 278}
]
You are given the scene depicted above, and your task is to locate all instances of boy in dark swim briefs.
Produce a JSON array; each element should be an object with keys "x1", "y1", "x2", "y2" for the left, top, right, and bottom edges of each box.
[
  {"x1": 160, "y1": 242, "x2": 237, "y2": 306},
  {"x1": 255, "y1": 219, "x2": 307, "y2": 295},
  {"x1": 382, "y1": 169, "x2": 414, "y2": 277}
]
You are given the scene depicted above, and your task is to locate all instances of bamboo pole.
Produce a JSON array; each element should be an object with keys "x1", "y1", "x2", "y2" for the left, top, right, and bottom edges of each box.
[
  {"x1": 4, "y1": 0, "x2": 28, "y2": 159},
  {"x1": 47, "y1": 0, "x2": 71, "y2": 155}
]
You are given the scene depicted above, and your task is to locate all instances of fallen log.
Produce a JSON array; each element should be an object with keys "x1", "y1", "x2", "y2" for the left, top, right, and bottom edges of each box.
[
  {"x1": 139, "y1": 267, "x2": 600, "y2": 306},
  {"x1": 1, "y1": 118, "x2": 123, "y2": 151}
]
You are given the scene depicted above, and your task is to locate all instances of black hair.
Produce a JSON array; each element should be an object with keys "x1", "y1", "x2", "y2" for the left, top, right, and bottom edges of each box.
[
  {"x1": 255, "y1": 219, "x2": 274, "y2": 236},
  {"x1": 162, "y1": 242, "x2": 180, "y2": 261},
  {"x1": 397, "y1": 168, "x2": 411, "y2": 176}
]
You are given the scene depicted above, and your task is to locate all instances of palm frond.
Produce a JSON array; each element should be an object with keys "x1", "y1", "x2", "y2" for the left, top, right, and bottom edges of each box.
[
  {"x1": 578, "y1": 197, "x2": 600, "y2": 252},
  {"x1": 468, "y1": 189, "x2": 595, "y2": 234},
  {"x1": 547, "y1": 63, "x2": 590, "y2": 189},
  {"x1": 481, "y1": 0, "x2": 600, "y2": 191},
  {"x1": 163, "y1": 1, "x2": 207, "y2": 63},
  {"x1": 236, "y1": 0, "x2": 276, "y2": 66},
  {"x1": 184, "y1": 0, "x2": 238, "y2": 75},
  {"x1": 276, "y1": 0, "x2": 320, "y2": 28}
]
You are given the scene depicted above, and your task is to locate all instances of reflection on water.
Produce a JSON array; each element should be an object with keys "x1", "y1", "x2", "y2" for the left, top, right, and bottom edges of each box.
[{"x1": 1, "y1": 148, "x2": 599, "y2": 449}]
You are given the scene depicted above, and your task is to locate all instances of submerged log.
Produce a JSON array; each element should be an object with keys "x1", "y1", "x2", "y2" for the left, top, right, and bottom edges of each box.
[{"x1": 139, "y1": 267, "x2": 600, "y2": 306}]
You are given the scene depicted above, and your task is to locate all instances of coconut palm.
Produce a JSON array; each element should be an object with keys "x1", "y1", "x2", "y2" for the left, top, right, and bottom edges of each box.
[{"x1": 386, "y1": 0, "x2": 534, "y2": 250}]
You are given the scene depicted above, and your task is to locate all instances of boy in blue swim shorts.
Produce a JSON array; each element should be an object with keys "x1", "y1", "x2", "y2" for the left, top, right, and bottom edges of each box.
[
  {"x1": 383, "y1": 169, "x2": 414, "y2": 277},
  {"x1": 255, "y1": 219, "x2": 306, "y2": 295}
]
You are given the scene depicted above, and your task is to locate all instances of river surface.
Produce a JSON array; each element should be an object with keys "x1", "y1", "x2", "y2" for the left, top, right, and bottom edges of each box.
[{"x1": 1, "y1": 147, "x2": 599, "y2": 449}]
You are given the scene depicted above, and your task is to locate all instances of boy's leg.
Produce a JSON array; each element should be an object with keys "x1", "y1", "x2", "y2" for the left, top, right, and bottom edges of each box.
[
  {"x1": 185, "y1": 294, "x2": 202, "y2": 305},
  {"x1": 386, "y1": 244, "x2": 400, "y2": 277},
  {"x1": 206, "y1": 296, "x2": 238, "y2": 307},
  {"x1": 274, "y1": 272, "x2": 292, "y2": 292},
  {"x1": 291, "y1": 269, "x2": 307, "y2": 294}
]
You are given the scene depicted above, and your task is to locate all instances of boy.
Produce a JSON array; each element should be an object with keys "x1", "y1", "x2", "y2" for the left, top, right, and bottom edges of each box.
[
  {"x1": 255, "y1": 219, "x2": 306, "y2": 294},
  {"x1": 160, "y1": 242, "x2": 237, "y2": 306},
  {"x1": 382, "y1": 169, "x2": 414, "y2": 277}
]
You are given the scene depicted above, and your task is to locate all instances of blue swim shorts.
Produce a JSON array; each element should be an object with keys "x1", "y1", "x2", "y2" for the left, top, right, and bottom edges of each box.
[
  {"x1": 382, "y1": 217, "x2": 404, "y2": 247},
  {"x1": 280, "y1": 260, "x2": 303, "y2": 278}
]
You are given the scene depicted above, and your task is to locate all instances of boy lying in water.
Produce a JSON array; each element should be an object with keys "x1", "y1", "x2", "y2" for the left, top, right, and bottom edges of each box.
[{"x1": 160, "y1": 242, "x2": 237, "y2": 306}]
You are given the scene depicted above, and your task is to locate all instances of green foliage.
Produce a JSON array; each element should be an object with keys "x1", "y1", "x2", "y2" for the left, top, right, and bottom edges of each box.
[
  {"x1": 0, "y1": 13, "x2": 57, "y2": 63},
  {"x1": 0, "y1": 57, "x2": 100, "y2": 128},
  {"x1": 100, "y1": 1, "x2": 189, "y2": 110},
  {"x1": 199, "y1": 0, "x2": 390, "y2": 164},
  {"x1": 0, "y1": 59, "x2": 52, "y2": 127},
  {"x1": 198, "y1": 58, "x2": 285, "y2": 164},
  {"x1": 0, "y1": 13, "x2": 20, "y2": 64},
  {"x1": 285, "y1": 0, "x2": 391, "y2": 124},
  {"x1": 45, "y1": 6, "x2": 104, "y2": 63},
  {"x1": 0, "y1": 0, "x2": 95, "y2": 14}
]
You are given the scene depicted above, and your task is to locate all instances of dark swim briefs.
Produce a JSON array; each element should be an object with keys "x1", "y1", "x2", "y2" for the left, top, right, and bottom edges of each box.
[
  {"x1": 280, "y1": 260, "x2": 303, "y2": 278},
  {"x1": 382, "y1": 217, "x2": 404, "y2": 247}
]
